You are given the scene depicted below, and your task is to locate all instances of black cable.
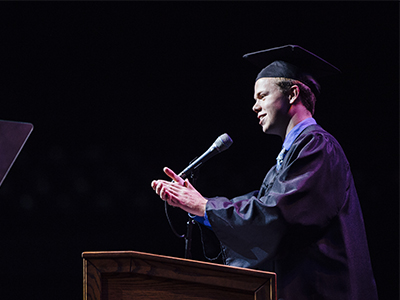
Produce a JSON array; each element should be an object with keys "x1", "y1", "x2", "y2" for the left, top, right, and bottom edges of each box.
[
  {"x1": 196, "y1": 222, "x2": 223, "y2": 262},
  {"x1": 164, "y1": 200, "x2": 185, "y2": 239}
]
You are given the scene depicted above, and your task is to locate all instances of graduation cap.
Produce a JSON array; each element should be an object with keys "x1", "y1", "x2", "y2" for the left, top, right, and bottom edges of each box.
[{"x1": 243, "y1": 45, "x2": 341, "y2": 96}]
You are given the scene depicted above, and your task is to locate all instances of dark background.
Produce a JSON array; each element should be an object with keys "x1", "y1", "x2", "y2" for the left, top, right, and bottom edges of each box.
[{"x1": 0, "y1": 2, "x2": 397, "y2": 299}]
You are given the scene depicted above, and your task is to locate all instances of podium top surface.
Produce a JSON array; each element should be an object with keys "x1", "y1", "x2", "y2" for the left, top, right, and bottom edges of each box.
[{"x1": 82, "y1": 250, "x2": 276, "y2": 278}]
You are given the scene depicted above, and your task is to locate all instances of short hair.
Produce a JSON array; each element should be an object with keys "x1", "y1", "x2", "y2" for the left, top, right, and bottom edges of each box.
[{"x1": 274, "y1": 77, "x2": 319, "y2": 115}]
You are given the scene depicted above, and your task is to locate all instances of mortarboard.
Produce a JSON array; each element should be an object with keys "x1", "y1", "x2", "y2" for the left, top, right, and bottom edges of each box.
[{"x1": 243, "y1": 45, "x2": 341, "y2": 96}]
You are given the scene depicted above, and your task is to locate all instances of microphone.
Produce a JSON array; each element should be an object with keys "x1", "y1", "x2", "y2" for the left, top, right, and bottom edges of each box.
[{"x1": 177, "y1": 133, "x2": 233, "y2": 180}]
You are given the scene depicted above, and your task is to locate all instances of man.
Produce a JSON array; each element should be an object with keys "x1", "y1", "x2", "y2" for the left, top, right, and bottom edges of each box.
[{"x1": 151, "y1": 45, "x2": 378, "y2": 299}]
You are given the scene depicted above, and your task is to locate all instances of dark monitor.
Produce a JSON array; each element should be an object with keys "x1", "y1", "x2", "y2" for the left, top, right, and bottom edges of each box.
[{"x1": 0, "y1": 120, "x2": 33, "y2": 187}]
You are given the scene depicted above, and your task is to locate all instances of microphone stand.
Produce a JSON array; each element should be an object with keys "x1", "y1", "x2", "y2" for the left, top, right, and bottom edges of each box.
[
  {"x1": 184, "y1": 169, "x2": 198, "y2": 259},
  {"x1": 185, "y1": 217, "x2": 195, "y2": 259},
  {"x1": 164, "y1": 134, "x2": 233, "y2": 260}
]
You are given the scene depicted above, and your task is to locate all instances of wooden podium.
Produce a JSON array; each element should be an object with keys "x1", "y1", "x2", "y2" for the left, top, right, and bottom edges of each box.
[{"x1": 82, "y1": 251, "x2": 276, "y2": 300}]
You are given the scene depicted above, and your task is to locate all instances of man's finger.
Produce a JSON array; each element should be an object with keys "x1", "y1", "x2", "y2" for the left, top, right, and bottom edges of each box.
[
  {"x1": 151, "y1": 180, "x2": 158, "y2": 190},
  {"x1": 163, "y1": 167, "x2": 185, "y2": 185}
]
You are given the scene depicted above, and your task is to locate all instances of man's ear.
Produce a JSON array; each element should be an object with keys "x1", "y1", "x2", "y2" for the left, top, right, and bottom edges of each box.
[{"x1": 289, "y1": 85, "x2": 300, "y2": 105}]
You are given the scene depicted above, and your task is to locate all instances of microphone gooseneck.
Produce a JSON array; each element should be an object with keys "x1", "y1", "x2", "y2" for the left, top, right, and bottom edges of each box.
[{"x1": 177, "y1": 133, "x2": 233, "y2": 180}]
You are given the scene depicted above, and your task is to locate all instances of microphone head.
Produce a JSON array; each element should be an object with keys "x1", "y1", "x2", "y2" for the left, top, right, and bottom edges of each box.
[{"x1": 214, "y1": 133, "x2": 233, "y2": 152}]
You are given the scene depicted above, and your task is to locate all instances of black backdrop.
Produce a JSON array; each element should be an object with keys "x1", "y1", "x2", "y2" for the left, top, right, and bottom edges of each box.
[{"x1": 0, "y1": 2, "x2": 398, "y2": 299}]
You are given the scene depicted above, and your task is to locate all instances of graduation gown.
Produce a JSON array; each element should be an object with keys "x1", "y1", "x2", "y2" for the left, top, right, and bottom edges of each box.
[{"x1": 206, "y1": 124, "x2": 378, "y2": 300}]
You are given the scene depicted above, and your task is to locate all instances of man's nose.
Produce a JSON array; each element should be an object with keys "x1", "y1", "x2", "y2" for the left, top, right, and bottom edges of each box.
[{"x1": 252, "y1": 100, "x2": 260, "y2": 113}]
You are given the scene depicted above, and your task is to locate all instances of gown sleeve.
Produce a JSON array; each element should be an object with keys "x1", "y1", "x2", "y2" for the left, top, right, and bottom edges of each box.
[{"x1": 205, "y1": 128, "x2": 350, "y2": 269}]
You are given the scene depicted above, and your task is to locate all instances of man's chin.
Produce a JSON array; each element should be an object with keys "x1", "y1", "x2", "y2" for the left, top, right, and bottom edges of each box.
[
  {"x1": 262, "y1": 126, "x2": 272, "y2": 134},
  {"x1": 262, "y1": 126, "x2": 281, "y2": 137}
]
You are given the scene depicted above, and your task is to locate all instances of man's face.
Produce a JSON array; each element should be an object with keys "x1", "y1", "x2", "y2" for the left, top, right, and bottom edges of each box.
[{"x1": 253, "y1": 77, "x2": 290, "y2": 136}]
